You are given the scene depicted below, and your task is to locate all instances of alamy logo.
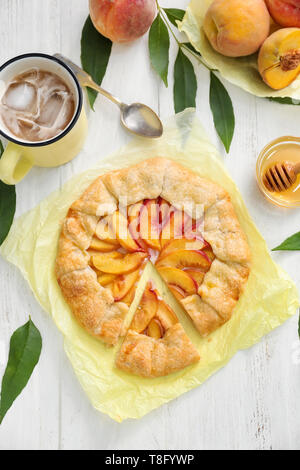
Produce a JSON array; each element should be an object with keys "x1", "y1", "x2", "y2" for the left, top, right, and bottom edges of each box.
[{"x1": 97, "y1": 199, "x2": 205, "y2": 241}]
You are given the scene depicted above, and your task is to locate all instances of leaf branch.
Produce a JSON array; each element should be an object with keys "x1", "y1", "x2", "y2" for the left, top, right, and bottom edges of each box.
[{"x1": 150, "y1": 3, "x2": 235, "y2": 153}]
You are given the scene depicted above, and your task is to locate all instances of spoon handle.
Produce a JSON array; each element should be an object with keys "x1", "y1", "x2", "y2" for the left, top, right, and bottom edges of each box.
[
  {"x1": 53, "y1": 53, "x2": 124, "y2": 108},
  {"x1": 82, "y1": 75, "x2": 124, "y2": 108}
]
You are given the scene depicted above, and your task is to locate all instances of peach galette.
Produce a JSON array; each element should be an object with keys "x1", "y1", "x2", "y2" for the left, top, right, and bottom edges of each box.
[
  {"x1": 116, "y1": 281, "x2": 200, "y2": 377},
  {"x1": 55, "y1": 158, "x2": 251, "y2": 353}
]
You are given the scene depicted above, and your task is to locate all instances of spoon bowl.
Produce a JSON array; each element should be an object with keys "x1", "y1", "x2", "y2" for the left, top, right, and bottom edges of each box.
[{"x1": 121, "y1": 103, "x2": 163, "y2": 138}]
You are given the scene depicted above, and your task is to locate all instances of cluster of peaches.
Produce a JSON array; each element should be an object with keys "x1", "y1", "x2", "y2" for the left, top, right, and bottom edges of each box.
[
  {"x1": 88, "y1": 198, "x2": 213, "y2": 337},
  {"x1": 203, "y1": 0, "x2": 300, "y2": 90},
  {"x1": 88, "y1": 0, "x2": 300, "y2": 90}
]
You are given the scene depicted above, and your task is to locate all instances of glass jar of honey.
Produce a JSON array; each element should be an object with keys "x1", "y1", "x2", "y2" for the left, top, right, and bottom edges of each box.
[{"x1": 256, "y1": 136, "x2": 300, "y2": 208}]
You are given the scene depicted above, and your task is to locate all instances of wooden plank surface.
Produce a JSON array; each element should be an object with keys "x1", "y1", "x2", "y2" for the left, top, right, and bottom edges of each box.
[{"x1": 0, "y1": 0, "x2": 299, "y2": 450}]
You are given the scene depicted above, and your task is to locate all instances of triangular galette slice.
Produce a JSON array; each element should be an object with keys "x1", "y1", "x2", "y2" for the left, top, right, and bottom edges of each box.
[{"x1": 116, "y1": 281, "x2": 200, "y2": 378}]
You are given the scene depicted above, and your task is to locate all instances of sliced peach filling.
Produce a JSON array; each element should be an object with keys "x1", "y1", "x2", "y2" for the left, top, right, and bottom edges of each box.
[
  {"x1": 112, "y1": 269, "x2": 140, "y2": 301},
  {"x1": 111, "y1": 210, "x2": 143, "y2": 252},
  {"x1": 95, "y1": 215, "x2": 119, "y2": 246},
  {"x1": 122, "y1": 285, "x2": 137, "y2": 305},
  {"x1": 183, "y1": 269, "x2": 205, "y2": 288},
  {"x1": 145, "y1": 318, "x2": 164, "y2": 339},
  {"x1": 92, "y1": 251, "x2": 147, "y2": 275},
  {"x1": 97, "y1": 273, "x2": 117, "y2": 287},
  {"x1": 139, "y1": 199, "x2": 161, "y2": 250},
  {"x1": 159, "y1": 237, "x2": 207, "y2": 259},
  {"x1": 88, "y1": 197, "x2": 215, "y2": 308},
  {"x1": 131, "y1": 286, "x2": 158, "y2": 333},
  {"x1": 131, "y1": 284, "x2": 178, "y2": 340},
  {"x1": 156, "y1": 249, "x2": 211, "y2": 270},
  {"x1": 89, "y1": 237, "x2": 117, "y2": 252},
  {"x1": 168, "y1": 285, "x2": 186, "y2": 301},
  {"x1": 157, "y1": 266, "x2": 197, "y2": 296},
  {"x1": 160, "y1": 210, "x2": 193, "y2": 248}
]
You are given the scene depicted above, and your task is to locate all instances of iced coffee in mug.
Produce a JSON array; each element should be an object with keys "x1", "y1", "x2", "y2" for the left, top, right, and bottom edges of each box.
[{"x1": 0, "y1": 53, "x2": 88, "y2": 185}]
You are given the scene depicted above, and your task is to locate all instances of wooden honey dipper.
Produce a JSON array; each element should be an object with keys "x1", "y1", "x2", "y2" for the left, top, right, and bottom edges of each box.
[{"x1": 263, "y1": 161, "x2": 300, "y2": 192}]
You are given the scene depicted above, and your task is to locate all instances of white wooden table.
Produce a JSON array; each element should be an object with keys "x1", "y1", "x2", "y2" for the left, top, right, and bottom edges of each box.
[{"x1": 0, "y1": 0, "x2": 299, "y2": 451}]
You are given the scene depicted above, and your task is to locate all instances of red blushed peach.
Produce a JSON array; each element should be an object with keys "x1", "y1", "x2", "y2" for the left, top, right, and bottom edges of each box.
[
  {"x1": 89, "y1": 0, "x2": 157, "y2": 43},
  {"x1": 265, "y1": 0, "x2": 300, "y2": 28},
  {"x1": 203, "y1": 0, "x2": 270, "y2": 57}
]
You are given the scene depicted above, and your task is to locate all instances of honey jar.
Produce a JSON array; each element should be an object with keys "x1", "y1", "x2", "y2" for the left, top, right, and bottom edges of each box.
[{"x1": 256, "y1": 136, "x2": 300, "y2": 208}]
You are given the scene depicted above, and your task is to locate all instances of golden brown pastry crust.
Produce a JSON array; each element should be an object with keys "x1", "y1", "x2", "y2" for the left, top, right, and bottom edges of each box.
[
  {"x1": 181, "y1": 295, "x2": 225, "y2": 337},
  {"x1": 102, "y1": 158, "x2": 169, "y2": 205},
  {"x1": 55, "y1": 158, "x2": 251, "y2": 347},
  {"x1": 58, "y1": 268, "x2": 128, "y2": 345},
  {"x1": 203, "y1": 196, "x2": 251, "y2": 264},
  {"x1": 116, "y1": 324, "x2": 200, "y2": 378},
  {"x1": 71, "y1": 176, "x2": 117, "y2": 217},
  {"x1": 161, "y1": 160, "x2": 226, "y2": 216}
]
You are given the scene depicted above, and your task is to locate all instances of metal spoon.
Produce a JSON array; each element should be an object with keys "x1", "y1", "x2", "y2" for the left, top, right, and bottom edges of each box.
[{"x1": 54, "y1": 54, "x2": 163, "y2": 138}]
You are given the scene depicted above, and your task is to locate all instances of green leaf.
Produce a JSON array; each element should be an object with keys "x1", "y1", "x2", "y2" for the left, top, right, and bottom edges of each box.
[
  {"x1": 0, "y1": 318, "x2": 42, "y2": 424},
  {"x1": 173, "y1": 49, "x2": 197, "y2": 113},
  {"x1": 0, "y1": 141, "x2": 16, "y2": 246},
  {"x1": 209, "y1": 72, "x2": 235, "y2": 153},
  {"x1": 86, "y1": 88, "x2": 98, "y2": 110},
  {"x1": 272, "y1": 231, "x2": 300, "y2": 251},
  {"x1": 183, "y1": 42, "x2": 202, "y2": 57},
  {"x1": 163, "y1": 8, "x2": 185, "y2": 28},
  {"x1": 149, "y1": 14, "x2": 170, "y2": 87},
  {"x1": 81, "y1": 15, "x2": 112, "y2": 110},
  {"x1": 269, "y1": 97, "x2": 300, "y2": 106}
]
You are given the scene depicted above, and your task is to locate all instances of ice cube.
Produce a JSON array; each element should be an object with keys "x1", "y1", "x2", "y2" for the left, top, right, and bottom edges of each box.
[
  {"x1": 37, "y1": 91, "x2": 65, "y2": 128},
  {"x1": 3, "y1": 81, "x2": 37, "y2": 113},
  {"x1": 15, "y1": 118, "x2": 43, "y2": 142},
  {"x1": 37, "y1": 91, "x2": 74, "y2": 131}
]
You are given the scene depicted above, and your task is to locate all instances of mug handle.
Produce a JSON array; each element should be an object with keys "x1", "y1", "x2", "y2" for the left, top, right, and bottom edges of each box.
[{"x1": 0, "y1": 142, "x2": 33, "y2": 185}]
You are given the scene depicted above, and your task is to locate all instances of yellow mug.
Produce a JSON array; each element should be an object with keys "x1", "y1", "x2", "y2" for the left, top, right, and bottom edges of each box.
[{"x1": 0, "y1": 53, "x2": 88, "y2": 185}]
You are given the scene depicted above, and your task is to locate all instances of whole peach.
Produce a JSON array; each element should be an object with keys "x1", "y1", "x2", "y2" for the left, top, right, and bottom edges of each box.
[
  {"x1": 265, "y1": 0, "x2": 300, "y2": 28},
  {"x1": 203, "y1": 0, "x2": 270, "y2": 57},
  {"x1": 89, "y1": 0, "x2": 157, "y2": 43}
]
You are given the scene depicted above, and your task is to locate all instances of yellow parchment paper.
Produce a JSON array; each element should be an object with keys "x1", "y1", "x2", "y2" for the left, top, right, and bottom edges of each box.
[
  {"x1": 0, "y1": 109, "x2": 298, "y2": 422},
  {"x1": 180, "y1": 0, "x2": 300, "y2": 99}
]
